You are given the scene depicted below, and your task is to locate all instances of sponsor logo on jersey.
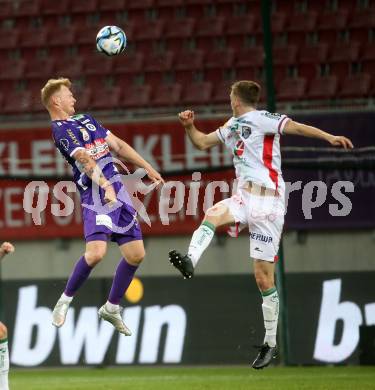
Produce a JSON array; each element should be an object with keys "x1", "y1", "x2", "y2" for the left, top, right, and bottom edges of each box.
[
  {"x1": 234, "y1": 140, "x2": 244, "y2": 157},
  {"x1": 250, "y1": 232, "x2": 273, "y2": 243},
  {"x1": 79, "y1": 127, "x2": 90, "y2": 141},
  {"x1": 59, "y1": 138, "x2": 69, "y2": 151},
  {"x1": 263, "y1": 112, "x2": 282, "y2": 120},
  {"x1": 242, "y1": 126, "x2": 251, "y2": 139},
  {"x1": 67, "y1": 129, "x2": 81, "y2": 146},
  {"x1": 85, "y1": 138, "x2": 109, "y2": 160}
]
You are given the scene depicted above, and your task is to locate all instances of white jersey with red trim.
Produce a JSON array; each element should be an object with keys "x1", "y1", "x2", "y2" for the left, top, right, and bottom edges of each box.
[{"x1": 216, "y1": 110, "x2": 289, "y2": 190}]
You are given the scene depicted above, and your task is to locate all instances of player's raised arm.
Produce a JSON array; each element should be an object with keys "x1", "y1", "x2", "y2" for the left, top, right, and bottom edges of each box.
[
  {"x1": 72, "y1": 149, "x2": 117, "y2": 205},
  {"x1": 0, "y1": 242, "x2": 15, "y2": 261},
  {"x1": 178, "y1": 110, "x2": 221, "y2": 151},
  {"x1": 284, "y1": 120, "x2": 354, "y2": 149},
  {"x1": 106, "y1": 133, "x2": 164, "y2": 184}
]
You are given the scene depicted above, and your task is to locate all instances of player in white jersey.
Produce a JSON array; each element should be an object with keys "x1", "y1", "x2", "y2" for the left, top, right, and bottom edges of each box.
[
  {"x1": 0, "y1": 242, "x2": 15, "y2": 390},
  {"x1": 169, "y1": 80, "x2": 353, "y2": 369}
]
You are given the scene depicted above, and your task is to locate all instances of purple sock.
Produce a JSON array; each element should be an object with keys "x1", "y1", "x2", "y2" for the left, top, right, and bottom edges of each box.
[
  {"x1": 64, "y1": 256, "x2": 93, "y2": 297},
  {"x1": 108, "y1": 258, "x2": 138, "y2": 305}
]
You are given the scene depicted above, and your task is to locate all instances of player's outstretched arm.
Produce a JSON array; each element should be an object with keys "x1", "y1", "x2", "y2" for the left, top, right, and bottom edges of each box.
[
  {"x1": 0, "y1": 242, "x2": 15, "y2": 261},
  {"x1": 178, "y1": 110, "x2": 221, "y2": 151},
  {"x1": 284, "y1": 120, "x2": 354, "y2": 149},
  {"x1": 73, "y1": 149, "x2": 117, "y2": 205},
  {"x1": 106, "y1": 133, "x2": 164, "y2": 185}
]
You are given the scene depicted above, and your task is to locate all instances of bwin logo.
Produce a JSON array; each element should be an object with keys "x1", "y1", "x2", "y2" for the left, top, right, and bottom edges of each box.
[
  {"x1": 249, "y1": 232, "x2": 273, "y2": 243},
  {"x1": 11, "y1": 284, "x2": 187, "y2": 366}
]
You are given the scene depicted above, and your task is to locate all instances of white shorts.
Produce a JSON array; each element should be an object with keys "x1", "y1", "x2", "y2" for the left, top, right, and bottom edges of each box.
[{"x1": 218, "y1": 187, "x2": 285, "y2": 262}]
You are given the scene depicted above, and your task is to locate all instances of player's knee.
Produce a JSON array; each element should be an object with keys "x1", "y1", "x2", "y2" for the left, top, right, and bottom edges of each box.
[
  {"x1": 254, "y1": 270, "x2": 274, "y2": 291},
  {"x1": 203, "y1": 205, "x2": 224, "y2": 226},
  {"x1": 0, "y1": 322, "x2": 7, "y2": 339},
  {"x1": 125, "y1": 249, "x2": 145, "y2": 265},
  {"x1": 85, "y1": 248, "x2": 106, "y2": 266}
]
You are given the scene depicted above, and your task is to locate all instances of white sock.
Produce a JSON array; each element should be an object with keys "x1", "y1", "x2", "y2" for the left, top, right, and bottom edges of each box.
[
  {"x1": 61, "y1": 293, "x2": 73, "y2": 303},
  {"x1": 105, "y1": 301, "x2": 119, "y2": 313},
  {"x1": 261, "y1": 287, "x2": 279, "y2": 348},
  {"x1": 188, "y1": 222, "x2": 215, "y2": 267},
  {"x1": 0, "y1": 339, "x2": 9, "y2": 390}
]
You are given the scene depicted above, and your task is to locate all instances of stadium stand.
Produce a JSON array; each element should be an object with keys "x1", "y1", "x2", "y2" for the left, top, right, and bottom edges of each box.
[{"x1": 0, "y1": 0, "x2": 373, "y2": 114}]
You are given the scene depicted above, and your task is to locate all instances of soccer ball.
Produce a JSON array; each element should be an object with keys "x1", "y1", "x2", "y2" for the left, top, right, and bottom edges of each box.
[{"x1": 96, "y1": 26, "x2": 127, "y2": 56}]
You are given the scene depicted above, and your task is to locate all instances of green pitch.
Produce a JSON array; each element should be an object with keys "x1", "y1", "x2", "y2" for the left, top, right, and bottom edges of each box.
[{"x1": 10, "y1": 366, "x2": 375, "y2": 390}]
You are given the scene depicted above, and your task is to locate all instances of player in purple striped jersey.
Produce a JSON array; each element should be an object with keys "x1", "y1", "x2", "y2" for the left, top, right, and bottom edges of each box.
[{"x1": 41, "y1": 78, "x2": 163, "y2": 335}]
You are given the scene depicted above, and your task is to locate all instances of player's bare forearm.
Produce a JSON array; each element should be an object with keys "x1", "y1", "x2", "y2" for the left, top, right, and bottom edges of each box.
[
  {"x1": 116, "y1": 140, "x2": 153, "y2": 170},
  {"x1": 73, "y1": 150, "x2": 110, "y2": 188},
  {"x1": 284, "y1": 120, "x2": 353, "y2": 149},
  {"x1": 184, "y1": 124, "x2": 210, "y2": 150}
]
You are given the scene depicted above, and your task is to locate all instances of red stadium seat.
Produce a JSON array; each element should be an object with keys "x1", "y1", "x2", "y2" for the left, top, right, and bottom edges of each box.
[
  {"x1": 98, "y1": 0, "x2": 125, "y2": 11},
  {"x1": 196, "y1": 17, "x2": 225, "y2": 37},
  {"x1": 0, "y1": 31, "x2": 18, "y2": 49},
  {"x1": 277, "y1": 77, "x2": 307, "y2": 101},
  {"x1": 307, "y1": 76, "x2": 338, "y2": 100},
  {"x1": 144, "y1": 51, "x2": 174, "y2": 72},
  {"x1": 91, "y1": 86, "x2": 122, "y2": 110},
  {"x1": 175, "y1": 49, "x2": 204, "y2": 71},
  {"x1": 157, "y1": 0, "x2": 184, "y2": 5},
  {"x1": 299, "y1": 43, "x2": 329, "y2": 64},
  {"x1": 0, "y1": 59, "x2": 26, "y2": 80},
  {"x1": 14, "y1": 0, "x2": 40, "y2": 17},
  {"x1": 152, "y1": 84, "x2": 182, "y2": 106},
  {"x1": 273, "y1": 45, "x2": 298, "y2": 66},
  {"x1": 236, "y1": 46, "x2": 264, "y2": 68},
  {"x1": 164, "y1": 18, "x2": 195, "y2": 39},
  {"x1": 339, "y1": 73, "x2": 371, "y2": 98},
  {"x1": 2, "y1": 91, "x2": 32, "y2": 114},
  {"x1": 41, "y1": 0, "x2": 70, "y2": 15},
  {"x1": 55, "y1": 57, "x2": 84, "y2": 78},
  {"x1": 48, "y1": 26, "x2": 76, "y2": 47},
  {"x1": 112, "y1": 52, "x2": 144, "y2": 74},
  {"x1": 349, "y1": 9, "x2": 375, "y2": 29},
  {"x1": 19, "y1": 29, "x2": 47, "y2": 48},
  {"x1": 75, "y1": 26, "x2": 99, "y2": 45},
  {"x1": 318, "y1": 10, "x2": 349, "y2": 30},
  {"x1": 84, "y1": 54, "x2": 113, "y2": 76},
  {"x1": 25, "y1": 58, "x2": 55, "y2": 79},
  {"x1": 0, "y1": 2, "x2": 14, "y2": 19},
  {"x1": 71, "y1": 0, "x2": 98, "y2": 13},
  {"x1": 226, "y1": 15, "x2": 256, "y2": 35},
  {"x1": 182, "y1": 81, "x2": 212, "y2": 105},
  {"x1": 328, "y1": 42, "x2": 361, "y2": 63},
  {"x1": 73, "y1": 88, "x2": 92, "y2": 111},
  {"x1": 255, "y1": 13, "x2": 286, "y2": 33},
  {"x1": 134, "y1": 20, "x2": 164, "y2": 40},
  {"x1": 212, "y1": 81, "x2": 232, "y2": 104},
  {"x1": 120, "y1": 85, "x2": 152, "y2": 108},
  {"x1": 286, "y1": 11, "x2": 318, "y2": 32},
  {"x1": 204, "y1": 48, "x2": 235, "y2": 69},
  {"x1": 126, "y1": 0, "x2": 155, "y2": 9}
]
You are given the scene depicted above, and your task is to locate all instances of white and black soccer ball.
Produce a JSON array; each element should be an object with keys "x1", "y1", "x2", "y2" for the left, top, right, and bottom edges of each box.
[{"x1": 96, "y1": 26, "x2": 127, "y2": 56}]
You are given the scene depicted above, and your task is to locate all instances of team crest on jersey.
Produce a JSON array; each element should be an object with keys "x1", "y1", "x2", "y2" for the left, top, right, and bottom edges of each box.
[
  {"x1": 242, "y1": 126, "x2": 251, "y2": 139},
  {"x1": 86, "y1": 123, "x2": 96, "y2": 131},
  {"x1": 79, "y1": 128, "x2": 90, "y2": 141}
]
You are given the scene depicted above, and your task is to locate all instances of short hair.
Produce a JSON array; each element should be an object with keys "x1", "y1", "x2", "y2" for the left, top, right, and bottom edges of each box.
[
  {"x1": 231, "y1": 80, "x2": 261, "y2": 106},
  {"x1": 41, "y1": 78, "x2": 72, "y2": 108}
]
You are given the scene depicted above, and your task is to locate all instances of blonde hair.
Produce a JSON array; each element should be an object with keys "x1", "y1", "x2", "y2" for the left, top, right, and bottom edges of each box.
[{"x1": 41, "y1": 78, "x2": 72, "y2": 108}]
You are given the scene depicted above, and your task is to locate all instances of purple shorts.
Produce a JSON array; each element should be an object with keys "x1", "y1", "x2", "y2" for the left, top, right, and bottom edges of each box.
[{"x1": 80, "y1": 181, "x2": 143, "y2": 245}]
